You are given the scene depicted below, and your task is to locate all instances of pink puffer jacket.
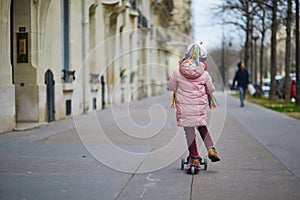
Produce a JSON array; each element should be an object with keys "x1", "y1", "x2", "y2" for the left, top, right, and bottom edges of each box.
[{"x1": 168, "y1": 61, "x2": 215, "y2": 127}]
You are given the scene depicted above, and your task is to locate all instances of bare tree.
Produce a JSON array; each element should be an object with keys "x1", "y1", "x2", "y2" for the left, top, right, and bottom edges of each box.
[
  {"x1": 256, "y1": 0, "x2": 280, "y2": 100},
  {"x1": 268, "y1": 0, "x2": 279, "y2": 100},
  {"x1": 296, "y1": 0, "x2": 300, "y2": 106},
  {"x1": 284, "y1": 0, "x2": 292, "y2": 103},
  {"x1": 215, "y1": 0, "x2": 289, "y2": 100},
  {"x1": 217, "y1": 0, "x2": 258, "y2": 70},
  {"x1": 251, "y1": 0, "x2": 275, "y2": 90}
]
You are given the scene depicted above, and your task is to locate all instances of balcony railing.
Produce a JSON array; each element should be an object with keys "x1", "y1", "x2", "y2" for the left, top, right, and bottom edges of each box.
[
  {"x1": 138, "y1": 11, "x2": 148, "y2": 28},
  {"x1": 128, "y1": 0, "x2": 148, "y2": 28},
  {"x1": 128, "y1": 0, "x2": 136, "y2": 10},
  {"x1": 90, "y1": 73, "x2": 100, "y2": 84},
  {"x1": 62, "y1": 69, "x2": 76, "y2": 83}
]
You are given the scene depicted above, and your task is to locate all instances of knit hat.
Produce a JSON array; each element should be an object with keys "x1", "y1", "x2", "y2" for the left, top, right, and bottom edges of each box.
[{"x1": 182, "y1": 42, "x2": 207, "y2": 65}]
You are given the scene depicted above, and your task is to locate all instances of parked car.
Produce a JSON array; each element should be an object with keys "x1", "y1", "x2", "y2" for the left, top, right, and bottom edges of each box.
[
  {"x1": 262, "y1": 75, "x2": 283, "y2": 97},
  {"x1": 278, "y1": 73, "x2": 296, "y2": 100}
]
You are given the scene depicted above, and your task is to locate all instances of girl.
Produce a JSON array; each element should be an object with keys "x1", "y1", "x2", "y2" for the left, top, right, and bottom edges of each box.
[{"x1": 168, "y1": 43, "x2": 220, "y2": 168}]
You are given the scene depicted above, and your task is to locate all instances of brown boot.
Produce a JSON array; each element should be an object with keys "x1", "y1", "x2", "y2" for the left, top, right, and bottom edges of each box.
[
  {"x1": 208, "y1": 147, "x2": 221, "y2": 162},
  {"x1": 188, "y1": 156, "x2": 200, "y2": 168}
]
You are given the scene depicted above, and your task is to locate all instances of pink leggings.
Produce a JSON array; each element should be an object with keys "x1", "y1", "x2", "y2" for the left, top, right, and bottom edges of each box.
[{"x1": 184, "y1": 126, "x2": 214, "y2": 157}]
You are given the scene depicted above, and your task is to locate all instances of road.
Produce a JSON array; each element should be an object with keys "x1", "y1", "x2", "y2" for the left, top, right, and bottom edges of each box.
[{"x1": 0, "y1": 94, "x2": 300, "y2": 200}]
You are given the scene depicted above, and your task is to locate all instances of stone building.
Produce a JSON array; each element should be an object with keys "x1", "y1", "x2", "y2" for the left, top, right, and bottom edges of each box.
[
  {"x1": 0, "y1": 0, "x2": 192, "y2": 133},
  {"x1": 167, "y1": 0, "x2": 193, "y2": 73}
]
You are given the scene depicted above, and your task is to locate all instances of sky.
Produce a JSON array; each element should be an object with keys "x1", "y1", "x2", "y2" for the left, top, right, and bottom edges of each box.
[
  {"x1": 192, "y1": 0, "x2": 244, "y2": 51},
  {"x1": 192, "y1": 0, "x2": 223, "y2": 49}
]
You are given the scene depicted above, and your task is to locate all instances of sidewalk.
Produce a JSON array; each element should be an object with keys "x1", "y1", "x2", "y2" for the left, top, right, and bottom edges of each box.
[
  {"x1": 227, "y1": 95, "x2": 300, "y2": 179},
  {"x1": 0, "y1": 94, "x2": 300, "y2": 200},
  {"x1": 14, "y1": 122, "x2": 47, "y2": 131},
  {"x1": 192, "y1": 95, "x2": 300, "y2": 199}
]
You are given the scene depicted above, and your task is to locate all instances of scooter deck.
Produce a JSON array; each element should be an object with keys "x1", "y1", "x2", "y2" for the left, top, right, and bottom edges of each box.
[{"x1": 181, "y1": 156, "x2": 208, "y2": 174}]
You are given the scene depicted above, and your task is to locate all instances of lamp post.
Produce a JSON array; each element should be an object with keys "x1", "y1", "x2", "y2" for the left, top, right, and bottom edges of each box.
[
  {"x1": 221, "y1": 28, "x2": 225, "y2": 86},
  {"x1": 253, "y1": 34, "x2": 259, "y2": 86},
  {"x1": 221, "y1": 4, "x2": 225, "y2": 86}
]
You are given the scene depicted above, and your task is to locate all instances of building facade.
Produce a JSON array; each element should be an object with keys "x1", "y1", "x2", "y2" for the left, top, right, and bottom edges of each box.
[
  {"x1": 167, "y1": 0, "x2": 193, "y2": 73},
  {"x1": 0, "y1": 0, "x2": 192, "y2": 133}
]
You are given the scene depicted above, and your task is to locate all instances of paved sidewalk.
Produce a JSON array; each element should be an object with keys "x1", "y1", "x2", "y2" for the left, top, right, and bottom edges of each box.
[
  {"x1": 227, "y1": 95, "x2": 300, "y2": 178},
  {"x1": 192, "y1": 96, "x2": 300, "y2": 199},
  {"x1": 0, "y1": 94, "x2": 300, "y2": 200}
]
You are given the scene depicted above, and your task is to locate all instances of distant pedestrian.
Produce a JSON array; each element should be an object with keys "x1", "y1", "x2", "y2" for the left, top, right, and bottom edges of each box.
[
  {"x1": 168, "y1": 43, "x2": 221, "y2": 170},
  {"x1": 232, "y1": 61, "x2": 249, "y2": 107}
]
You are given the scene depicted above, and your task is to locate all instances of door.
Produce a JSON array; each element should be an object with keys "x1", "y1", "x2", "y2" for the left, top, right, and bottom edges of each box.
[{"x1": 45, "y1": 69, "x2": 55, "y2": 122}]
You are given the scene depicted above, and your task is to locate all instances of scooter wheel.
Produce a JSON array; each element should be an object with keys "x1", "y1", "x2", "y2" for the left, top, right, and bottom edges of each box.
[
  {"x1": 203, "y1": 158, "x2": 208, "y2": 170},
  {"x1": 190, "y1": 166, "x2": 195, "y2": 174},
  {"x1": 181, "y1": 158, "x2": 185, "y2": 170}
]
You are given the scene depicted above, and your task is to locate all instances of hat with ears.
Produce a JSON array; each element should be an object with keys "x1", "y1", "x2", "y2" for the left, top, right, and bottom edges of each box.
[
  {"x1": 183, "y1": 42, "x2": 208, "y2": 65},
  {"x1": 200, "y1": 45, "x2": 207, "y2": 59}
]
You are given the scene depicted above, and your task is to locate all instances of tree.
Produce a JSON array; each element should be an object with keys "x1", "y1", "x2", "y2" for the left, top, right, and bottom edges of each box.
[
  {"x1": 284, "y1": 0, "x2": 292, "y2": 103},
  {"x1": 269, "y1": 0, "x2": 279, "y2": 100},
  {"x1": 296, "y1": 0, "x2": 300, "y2": 106},
  {"x1": 256, "y1": 0, "x2": 281, "y2": 100},
  {"x1": 256, "y1": 0, "x2": 287, "y2": 100},
  {"x1": 251, "y1": 0, "x2": 274, "y2": 89},
  {"x1": 216, "y1": 0, "x2": 259, "y2": 71},
  {"x1": 214, "y1": 0, "x2": 288, "y2": 98}
]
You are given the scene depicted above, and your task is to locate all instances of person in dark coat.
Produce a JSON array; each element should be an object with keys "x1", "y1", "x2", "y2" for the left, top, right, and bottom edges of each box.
[{"x1": 232, "y1": 61, "x2": 249, "y2": 107}]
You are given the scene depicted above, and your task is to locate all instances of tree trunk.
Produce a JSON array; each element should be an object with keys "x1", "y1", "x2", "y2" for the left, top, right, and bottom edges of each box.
[
  {"x1": 284, "y1": 0, "x2": 292, "y2": 103},
  {"x1": 259, "y1": 31, "x2": 265, "y2": 89},
  {"x1": 250, "y1": 22, "x2": 254, "y2": 83},
  {"x1": 259, "y1": 8, "x2": 266, "y2": 90},
  {"x1": 244, "y1": 1, "x2": 250, "y2": 69},
  {"x1": 295, "y1": 0, "x2": 300, "y2": 106},
  {"x1": 269, "y1": 0, "x2": 278, "y2": 100}
]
